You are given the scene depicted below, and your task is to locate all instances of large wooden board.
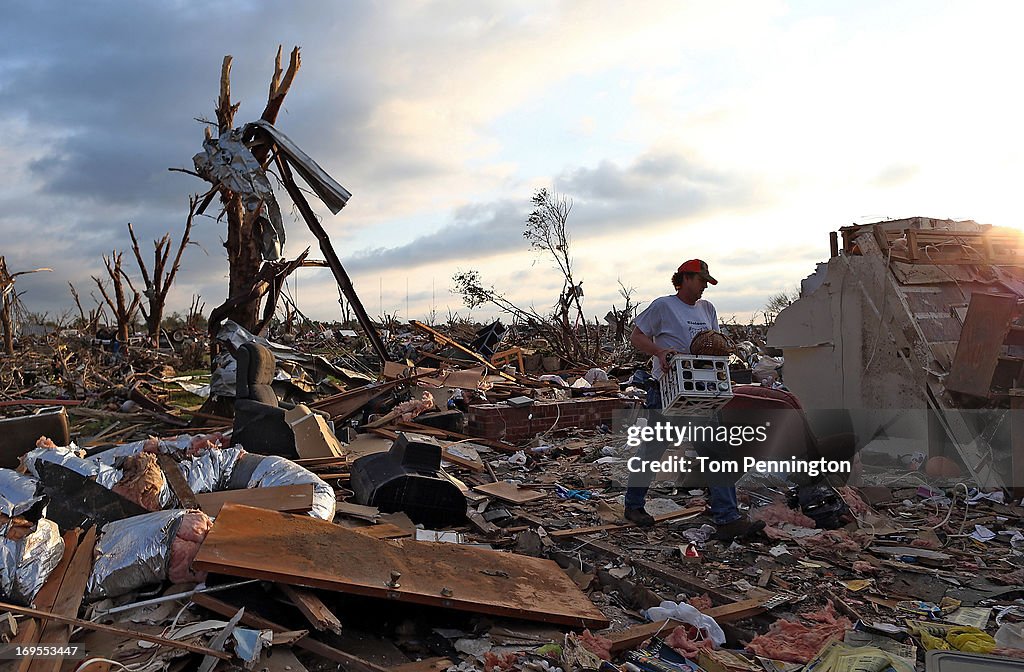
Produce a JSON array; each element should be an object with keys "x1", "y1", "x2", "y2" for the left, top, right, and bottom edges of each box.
[
  {"x1": 946, "y1": 292, "x2": 1017, "y2": 398},
  {"x1": 194, "y1": 505, "x2": 608, "y2": 628},
  {"x1": 194, "y1": 484, "x2": 315, "y2": 517}
]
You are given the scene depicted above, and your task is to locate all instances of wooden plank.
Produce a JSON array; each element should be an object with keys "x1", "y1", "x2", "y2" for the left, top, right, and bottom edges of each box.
[
  {"x1": 27, "y1": 527, "x2": 97, "y2": 672},
  {"x1": 946, "y1": 292, "x2": 1017, "y2": 398},
  {"x1": 579, "y1": 538, "x2": 742, "y2": 605},
  {"x1": 0, "y1": 601, "x2": 231, "y2": 659},
  {"x1": 192, "y1": 592, "x2": 389, "y2": 672},
  {"x1": 602, "y1": 597, "x2": 771, "y2": 654},
  {"x1": 349, "y1": 523, "x2": 412, "y2": 540},
  {"x1": 606, "y1": 619, "x2": 683, "y2": 654},
  {"x1": 706, "y1": 597, "x2": 770, "y2": 622},
  {"x1": 278, "y1": 584, "x2": 343, "y2": 634},
  {"x1": 549, "y1": 506, "x2": 704, "y2": 538},
  {"x1": 157, "y1": 453, "x2": 199, "y2": 509},
  {"x1": 472, "y1": 481, "x2": 545, "y2": 504},
  {"x1": 193, "y1": 484, "x2": 315, "y2": 517},
  {"x1": 194, "y1": 505, "x2": 608, "y2": 629}
]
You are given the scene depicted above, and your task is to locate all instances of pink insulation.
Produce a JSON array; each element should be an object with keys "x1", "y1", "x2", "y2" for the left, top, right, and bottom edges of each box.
[
  {"x1": 746, "y1": 604, "x2": 852, "y2": 663},
  {"x1": 111, "y1": 452, "x2": 165, "y2": 511},
  {"x1": 188, "y1": 432, "x2": 226, "y2": 456},
  {"x1": 798, "y1": 529, "x2": 864, "y2": 554},
  {"x1": 687, "y1": 594, "x2": 713, "y2": 612},
  {"x1": 578, "y1": 629, "x2": 612, "y2": 660},
  {"x1": 665, "y1": 625, "x2": 716, "y2": 658},
  {"x1": 837, "y1": 486, "x2": 869, "y2": 515},
  {"x1": 751, "y1": 503, "x2": 816, "y2": 528},
  {"x1": 167, "y1": 510, "x2": 213, "y2": 584},
  {"x1": 852, "y1": 561, "x2": 880, "y2": 575},
  {"x1": 394, "y1": 392, "x2": 435, "y2": 422}
]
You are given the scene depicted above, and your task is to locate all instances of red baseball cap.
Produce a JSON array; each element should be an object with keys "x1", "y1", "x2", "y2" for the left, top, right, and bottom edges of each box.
[{"x1": 677, "y1": 259, "x2": 718, "y2": 285}]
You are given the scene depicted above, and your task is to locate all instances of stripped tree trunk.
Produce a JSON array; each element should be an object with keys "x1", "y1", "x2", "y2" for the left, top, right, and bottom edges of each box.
[{"x1": 213, "y1": 47, "x2": 301, "y2": 333}]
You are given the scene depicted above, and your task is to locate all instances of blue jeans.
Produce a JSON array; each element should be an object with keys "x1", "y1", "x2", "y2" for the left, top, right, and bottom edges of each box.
[{"x1": 624, "y1": 383, "x2": 742, "y2": 525}]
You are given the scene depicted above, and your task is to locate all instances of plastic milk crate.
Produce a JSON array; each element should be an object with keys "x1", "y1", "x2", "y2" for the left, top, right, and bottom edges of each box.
[{"x1": 659, "y1": 354, "x2": 733, "y2": 415}]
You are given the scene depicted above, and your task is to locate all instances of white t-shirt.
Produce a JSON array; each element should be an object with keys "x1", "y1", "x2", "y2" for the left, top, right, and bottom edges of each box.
[{"x1": 633, "y1": 295, "x2": 719, "y2": 378}]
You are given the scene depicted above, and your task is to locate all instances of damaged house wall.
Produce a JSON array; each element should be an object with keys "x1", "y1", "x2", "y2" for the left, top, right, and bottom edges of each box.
[{"x1": 769, "y1": 217, "x2": 1024, "y2": 490}]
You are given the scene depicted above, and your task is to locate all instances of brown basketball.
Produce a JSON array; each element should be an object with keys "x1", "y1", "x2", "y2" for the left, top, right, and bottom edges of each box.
[
  {"x1": 924, "y1": 456, "x2": 962, "y2": 479},
  {"x1": 690, "y1": 330, "x2": 732, "y2": 356}
]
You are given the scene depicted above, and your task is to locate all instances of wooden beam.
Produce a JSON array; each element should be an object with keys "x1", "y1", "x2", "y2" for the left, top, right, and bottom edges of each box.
[
  {"x1": 946, "y1": 292, "x2": 1017, "y2": 398},
  {"x1": 191, "y1": 593, "x2": 387, "y2": 672},
  {"x1": 548, "y1": 506, "x2": 705, "y2": 538},
  {"x1": 577, "y1": 538, "x2": 743, "y2": 605},
  {"x1": 157, "y1": 453, "x2": 199, "y2": 509},
  {"x1": 278, "y1": 584, "x2": 343, "y2": 634},
  {"x1": 194, "y1": 484, "x2": 314, "y2": 517},
  {"x1": 0, "y1": 601, "x2": 231, "y2": 659},
  {"x1": 410, "y1": 321, "x2": 517, "y2": 382}
]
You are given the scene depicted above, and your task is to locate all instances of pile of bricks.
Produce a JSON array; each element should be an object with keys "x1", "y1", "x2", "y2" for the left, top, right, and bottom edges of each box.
[{"x1": 467, "y1": 397, "x2": 636, "y2": 442}]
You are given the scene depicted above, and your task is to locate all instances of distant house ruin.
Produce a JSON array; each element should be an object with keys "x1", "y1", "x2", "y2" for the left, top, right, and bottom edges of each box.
[{"x1": 769, "y1": 217, "x2": 1024, "y2": 495}]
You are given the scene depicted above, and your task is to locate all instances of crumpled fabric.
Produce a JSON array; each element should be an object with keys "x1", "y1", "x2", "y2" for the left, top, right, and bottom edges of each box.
[
  {"x1": 0, "y1": 518, "x2": 64, "y2": 605},
  {"x1": 193, "y1": 128, "x2": 284, "y2": 260}
]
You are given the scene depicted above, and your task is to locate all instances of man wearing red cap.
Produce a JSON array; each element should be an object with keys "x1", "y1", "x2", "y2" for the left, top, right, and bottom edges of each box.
[{"x1": 625, "y1": 259, "x2": 765, "y2": 541}]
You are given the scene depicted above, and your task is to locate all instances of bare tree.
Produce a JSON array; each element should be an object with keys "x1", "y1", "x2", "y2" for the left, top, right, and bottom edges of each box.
[
  {"x1": 0, "y1": 258, "x2": 52, "y2": 355},
  {"x1": 525, "y1": 188, "x2": 593, "y2": 362},
  {"x1": 93, "y1": 252, "x2": 142, "y2": 344},
  {"x1": 607, "y1": 279, "x2": 642, "y2": 344},
  {"x1": 68, "y1": 282, "x2": 105, "y2": 335},
  {"x1": 186, "y1": 294, "x2": 205, "y2": 330},
  {"x1": 200, "y1": 47, "x2": 301, "y2": 333},
  {"x1": 763, "y1": 288, "x2": 799, "y2": 327},
  {"x1": 127, "y1": 195, "x2": 198, "y2": 346}
]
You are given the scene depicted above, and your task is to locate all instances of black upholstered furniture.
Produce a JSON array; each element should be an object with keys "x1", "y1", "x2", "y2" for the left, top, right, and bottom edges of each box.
[{"x1": 232, "y1": 342, "x2": 297, "y2": 457}]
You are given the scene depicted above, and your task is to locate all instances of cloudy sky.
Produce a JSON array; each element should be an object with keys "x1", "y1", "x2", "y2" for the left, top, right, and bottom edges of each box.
[{"x1": 3, "y1": 1, "x2": 1023, "y2": 328}]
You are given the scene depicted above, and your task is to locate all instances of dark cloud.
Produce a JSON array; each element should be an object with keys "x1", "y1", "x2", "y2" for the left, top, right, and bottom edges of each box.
[
  {"x1": 345, "y1": 149, "x2": 760, "y2": 274},
  {"x1": 345, "y1": 199, "x2": 524, "y2": 272}
]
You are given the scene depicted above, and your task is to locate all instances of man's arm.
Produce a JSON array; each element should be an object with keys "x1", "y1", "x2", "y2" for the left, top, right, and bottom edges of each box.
[{"x1": 630, "y1": 325, "x2": 674, "y2": 373}]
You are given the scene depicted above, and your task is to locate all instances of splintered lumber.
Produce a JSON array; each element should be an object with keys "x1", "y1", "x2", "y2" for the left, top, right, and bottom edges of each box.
[
  {"x1": 194, "y1": 505, "x2": 608, "y2": 629},
  {"x1": 579, "y1": 538, "x2": 742, "y2": 605},
  {"x1": 472, "y1": 481, "x2": 545, "y2": 504},
  {"x1": 157, "y1": 453, "x2": 199, "y2": 509},
  {"x1": 410, "y1": 321, "x2": 516, "y2": 382},
  {"x1": 25, "y1": 527, "x2": 97, "y2": 672},
  {"x1": 278, "y1": 584, "x2": 343, "y2": 634},
  {"x1": 193, "y1": 484, "x2": 315, "y2": 517},
  {"x1": 603, "y1": 597, "x2": 773, "y2": 654},
  {"x1": 191, "y1": 592, "x2": 387, "y2": 672},
  {"x1": 549, "y1": 506, "x2": 705, "y2": 538},
  {"x1": 0, "y1": 601, "x2": 231, "y2": 659}
]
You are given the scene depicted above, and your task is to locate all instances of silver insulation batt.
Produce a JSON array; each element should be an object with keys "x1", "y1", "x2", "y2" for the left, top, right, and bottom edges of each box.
[
  {"x1": 0, "y1": 468, "x2": 64, "y2": 606},
  {"x1": 246, "y1": 455, "x2": 336, "y2": 521},
  {"x1": 87, "y1": 510, "x2": 183, "y2": 601}
]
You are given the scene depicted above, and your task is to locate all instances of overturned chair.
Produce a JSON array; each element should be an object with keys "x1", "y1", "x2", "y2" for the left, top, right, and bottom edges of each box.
[{"x1": 232, "y1": 342, "x2": 298, "y2": 457}]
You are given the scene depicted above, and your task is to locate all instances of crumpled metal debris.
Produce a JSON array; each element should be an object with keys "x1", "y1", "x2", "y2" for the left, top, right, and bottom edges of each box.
[{"x1": 193, "y1": 128, "x2": 285, "y2": 261}]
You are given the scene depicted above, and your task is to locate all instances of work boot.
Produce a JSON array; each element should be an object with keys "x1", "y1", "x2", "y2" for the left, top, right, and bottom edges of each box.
[
  {"x1": 713, "y1": 517, "x2": 766, "y2": 542},
  {"x1": 625, "y1": 507, "x2": 656, "y2": 528}
]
